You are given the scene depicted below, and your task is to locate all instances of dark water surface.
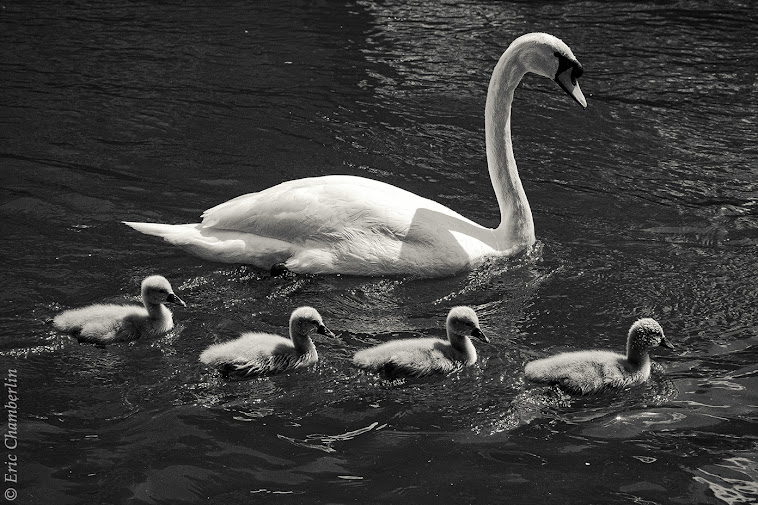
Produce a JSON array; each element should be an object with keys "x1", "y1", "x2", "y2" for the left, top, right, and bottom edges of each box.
[{"x1": 2, "y1": 1, "x2": 757, "y2": 503}]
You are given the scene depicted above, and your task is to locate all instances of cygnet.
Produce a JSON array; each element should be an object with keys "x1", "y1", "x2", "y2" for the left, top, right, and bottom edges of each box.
[
  {"x1": 353, "y1": 306, "x2": 489, "y2": 378},
  {"x1": 200, "y1": 306, "x2": 334, "y2": 379},
  {"x1": 524, "y1": 318, "x2": 674, "y2": 394},
  {"x1": 53, "y1": 275, "x2": 186, "y2": 344}
]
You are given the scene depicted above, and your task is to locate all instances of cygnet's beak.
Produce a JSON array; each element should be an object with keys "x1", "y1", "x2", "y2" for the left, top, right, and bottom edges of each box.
[
  {"x1": 659, "y1": 335, "x2": 675, "y2": 350},
  {"x1": 555, "y1": 67, "x2": 587, "y2": 109},
  {"x1": 317, "y1": 323, "x2": 336, "y2": 338},
  {"x1": 472, "y1": 327, "x2": 490, "y2": 344},
  {"x1": 167, "y1": 293, "x2": 187, "y2": 307}
]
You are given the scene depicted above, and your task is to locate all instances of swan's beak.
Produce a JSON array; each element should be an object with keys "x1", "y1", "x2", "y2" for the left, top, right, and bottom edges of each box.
[
  {"x1": 472, "y1": 328, "x2": 490, "y2": 344},
  {"x1": 167, "y1": 293, "x2": 187, "y2": 307},
  {"x1": 555, "y1": 67, "x2": 587, "y2": 109},
  {"x1": 317, "y1": 323, "x2": 336, "y2": 338},
  {"x1": 659, "y1": 335, "x2": 675, "y2": 350}
]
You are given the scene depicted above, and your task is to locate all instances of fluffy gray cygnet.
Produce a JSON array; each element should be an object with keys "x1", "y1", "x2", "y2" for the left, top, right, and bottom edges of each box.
[
  {"x1": 524, "y1": 318, "x2": 674, "y2": 394},
  {"x1": 353, "y1": 306, "x2": 489, "y2": 378},
  {"x1": 200, "y1": 306, "x2": 334, "y2": 379},
  {"x1": 53, "y1": 275, "x2": 186, "y2": 344}
]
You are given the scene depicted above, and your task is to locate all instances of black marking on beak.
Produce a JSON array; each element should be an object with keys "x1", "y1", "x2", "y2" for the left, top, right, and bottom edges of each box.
[
  {"x1": 472, "y1": 327, "x2": 490, "y2": 343},
  {"x1": 659, "y1": 336, "x2": 675, "y2": 350},
  {"x1": 555, "y1": 52, "x2": 583, "y2": 82},
  {"x1": 554, "y1": 52, "x2": 587, "y2": 109},
  {"x1": 317, "y1": 323, "x2": 336, "y2": 338},
  {"x1": 167, "y1": 293, "x2": 186, "y2": 307}
]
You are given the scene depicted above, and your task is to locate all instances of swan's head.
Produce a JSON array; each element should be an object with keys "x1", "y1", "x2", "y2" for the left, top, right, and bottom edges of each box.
[
  {"x1": 446, "y1": 306, "x2": 489, "y2": 343},
  {"x1": 627, "y1": 318, "x2": 674, "y2": 354},
  {"x1": 289, "y1": 306, "x2": 336, "y2": 339},
  {"x1": 141, "y1": 275, "x2": 186, "y2": 307},
  {"x1": 511, "y1": 32, "x2": 587, "y2": 109}
]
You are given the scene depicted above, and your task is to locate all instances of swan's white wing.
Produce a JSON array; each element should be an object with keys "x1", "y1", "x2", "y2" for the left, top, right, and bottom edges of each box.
[{"x1": 200, "y1": 175, "x2": 465, "y2": 243}]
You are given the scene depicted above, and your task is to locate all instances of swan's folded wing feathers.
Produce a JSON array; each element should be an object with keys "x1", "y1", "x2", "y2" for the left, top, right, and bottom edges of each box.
[
  {"x1": 201, "y1": 183, "x2": 317, "y2": 240},
  {"x1": 199, "y1": 175, "x2": 456, "y2": 243}
]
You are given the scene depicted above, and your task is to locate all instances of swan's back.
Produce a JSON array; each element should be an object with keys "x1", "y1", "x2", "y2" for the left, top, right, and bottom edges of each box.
[
  {"x1": 200, "y1": 332, "x2": 317, "y2": 378},
  {"x1": 200, "y1": 175, "x2": 474, "y2": 239}
]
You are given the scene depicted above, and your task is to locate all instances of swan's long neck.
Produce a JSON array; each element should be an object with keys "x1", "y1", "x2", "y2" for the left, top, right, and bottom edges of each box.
[{"x1": 485, "y1": 45, "x2": 535, "y2": 248}]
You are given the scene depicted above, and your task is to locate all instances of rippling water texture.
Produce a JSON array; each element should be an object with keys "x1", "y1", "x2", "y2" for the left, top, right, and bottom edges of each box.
[{"x1": 1, "y1": 1, "x2": 757, "y2": 504}]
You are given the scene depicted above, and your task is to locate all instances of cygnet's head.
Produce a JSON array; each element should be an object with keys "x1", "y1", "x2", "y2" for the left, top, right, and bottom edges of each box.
[
  {"x1": 141, "y1": 275, "x2": 186, "y2": 307},
  {"x1": 289, "y1": 306, "x2": 335, "y2": 338},
  {"x1": 446, "y1": 306, "x2": 489, "y2": 343},
  {"x1": 627, "y1": 318, "x2": 673, "y2": 353},
  {"x1": 508, "y1": 32, "x2": 586, "y2": 108}
]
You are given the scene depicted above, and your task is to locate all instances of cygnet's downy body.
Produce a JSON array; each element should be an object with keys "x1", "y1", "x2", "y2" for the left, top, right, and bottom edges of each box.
[
  {"x1": 524, "y1": 318, "x2": 674, "y2": 394},
  {"x1": 53, "y1": 275, "x2": 186, "y2": 344},
  {"x1": 353, "y1": 306, "x2": 489, "y2": 378},
  {"x1": 199, "y1": 306, "x2": 335, "y2": 379}
]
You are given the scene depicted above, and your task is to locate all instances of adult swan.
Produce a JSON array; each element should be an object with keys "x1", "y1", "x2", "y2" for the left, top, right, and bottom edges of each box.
[{"x1": 124, "y1": 33, "x2": 586, "y2": 278}]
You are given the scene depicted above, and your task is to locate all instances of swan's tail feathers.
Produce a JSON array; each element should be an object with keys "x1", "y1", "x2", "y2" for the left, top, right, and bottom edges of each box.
[
  {"x1": 123, "y1": 221, "x2": 201, "y2": 241},
  {"x1": 122, "y1": 221, "x2": 292, "y2": 266},
  {"x1": 123, "y1": 221, "x2": 213, "y2": 263}
]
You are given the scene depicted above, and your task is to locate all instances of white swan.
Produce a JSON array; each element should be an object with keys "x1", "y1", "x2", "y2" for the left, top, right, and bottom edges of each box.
[
  {"x1": 124, "y1": 32, "x2": 586, "y2": 277},
  {"x1": 199, "y1": 306, "x2": 335, "y2": 379},
  {"x1": 352, "y1": 306, "x2": 489, "y2": 377},
  {"x1": 524, "y1": 318, "x2": 675, "y2": 394},
  {"x1": 52, "y1": 275, "x2": 186, "y2": 344}
]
